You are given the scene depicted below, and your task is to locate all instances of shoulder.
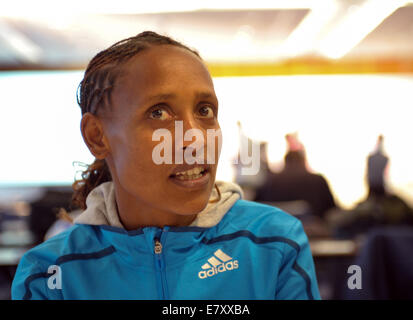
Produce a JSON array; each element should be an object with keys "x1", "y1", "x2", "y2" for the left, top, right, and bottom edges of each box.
[
  {"x1": 305, "y1": 173, "x2": 329, "y2": 187},
  {"x1": 222, "y1": 201, "x2": 320, "y2": 299},
  {"x1": 222, "y1": 199, "x2": 303, "y2": 239},
  {"x1": 22, "y1": 224, "x2": 105, "y2": 265},
  {"x1": 12, "y1": 224, "x2": 106, "y2": 300}
]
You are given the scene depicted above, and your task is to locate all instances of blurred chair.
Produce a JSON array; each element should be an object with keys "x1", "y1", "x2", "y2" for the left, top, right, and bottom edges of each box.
[{"x1": 342, "y1": 226, "x2": 413, "y2": 299}]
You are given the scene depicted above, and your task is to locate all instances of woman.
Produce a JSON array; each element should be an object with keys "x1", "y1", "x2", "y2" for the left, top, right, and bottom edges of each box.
[{"x1": 12, "y1": 31, "x2": 320, "y2": 300}]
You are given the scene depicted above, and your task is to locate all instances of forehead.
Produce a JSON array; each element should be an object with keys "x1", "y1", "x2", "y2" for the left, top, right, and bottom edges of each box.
[{"x1": 113, "y1": 45, "x2": 215, "y2": 107}]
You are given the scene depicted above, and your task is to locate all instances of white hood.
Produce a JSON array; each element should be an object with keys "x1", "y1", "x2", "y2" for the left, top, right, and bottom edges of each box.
[{"x1": 74, "y1": 180, "x2": 243, "y2": 229}]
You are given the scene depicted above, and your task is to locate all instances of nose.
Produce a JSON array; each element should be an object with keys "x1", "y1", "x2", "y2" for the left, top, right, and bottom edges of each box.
[
  {"x1": 180, "y1": 114, "x2": 204, "y2": 146},
  {"x1": 182, "y1": 113, "x2": 201, "y2": 133},
  {"x1": 177, "y1": 115, "x2": 205, "y2": 163}
]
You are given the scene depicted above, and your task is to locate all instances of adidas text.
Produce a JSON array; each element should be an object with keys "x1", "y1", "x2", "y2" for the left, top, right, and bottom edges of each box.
[{"x1": 198, "y1": 249, "x2": 238, "y2": 279}]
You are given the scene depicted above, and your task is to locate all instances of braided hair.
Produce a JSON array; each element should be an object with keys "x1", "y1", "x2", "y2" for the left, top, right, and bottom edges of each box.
[{"x1": 72, "y1": 31, "x2": 201, "y2": 210}]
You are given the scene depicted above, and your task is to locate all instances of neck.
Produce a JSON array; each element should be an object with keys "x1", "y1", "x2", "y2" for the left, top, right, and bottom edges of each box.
[{"x1": 113, "y1": 182, "x2": 197, "y2": 231}]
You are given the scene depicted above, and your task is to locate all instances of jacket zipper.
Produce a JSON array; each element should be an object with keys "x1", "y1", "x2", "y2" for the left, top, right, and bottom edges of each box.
[
  {"x1": 154, "y1": 234, "x2": 168, "y2": 299},
  {"x1": 154, "y1": 239, "x2": 163, "y2": 255}
]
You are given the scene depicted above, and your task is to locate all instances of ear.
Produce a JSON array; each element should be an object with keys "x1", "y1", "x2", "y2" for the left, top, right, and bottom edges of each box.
[{"x1": 80, "y1": 112, "x2": 110, "y2": 159}]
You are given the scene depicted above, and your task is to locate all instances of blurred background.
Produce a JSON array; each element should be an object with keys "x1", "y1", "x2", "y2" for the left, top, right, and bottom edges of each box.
[{"x1": 1, "y1": 0, "x2": 413, "y2": 300}]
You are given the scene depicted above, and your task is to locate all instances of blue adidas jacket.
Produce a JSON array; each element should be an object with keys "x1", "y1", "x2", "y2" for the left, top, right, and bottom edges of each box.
[{"x1": 12, "y1": 200, "x2": 321, "y2": 300}]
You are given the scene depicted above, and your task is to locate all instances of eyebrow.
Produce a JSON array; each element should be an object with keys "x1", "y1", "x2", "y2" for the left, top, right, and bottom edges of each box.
[{"x1": 144, "y1": 91, "x2": 218, "y2": 104}]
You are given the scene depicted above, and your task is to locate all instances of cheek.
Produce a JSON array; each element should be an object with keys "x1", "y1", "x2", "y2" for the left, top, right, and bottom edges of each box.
[
  {"x1": 206, "y1": 124, "x2": 222, "y2": 167},
  {"x1": 214, "y1": 126, "x2": 222, "y2": 161},
  {"x1": 111, "y1": 131, "x2": 167, "y2": 186}
]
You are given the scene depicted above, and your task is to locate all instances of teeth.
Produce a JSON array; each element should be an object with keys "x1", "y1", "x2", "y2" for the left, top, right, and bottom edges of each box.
[
  {"x1": 173, "y1": 167, "x2": 207, "y2": 180},
  {"x1": 175, "y1": 173, "x2": 203, "y2": 181},
  {"x1": 175, "y1": 167, "x2": 204, "y2": 176}
]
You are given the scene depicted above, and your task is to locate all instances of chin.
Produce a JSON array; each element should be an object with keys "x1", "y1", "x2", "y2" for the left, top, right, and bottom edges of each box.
[{"x1": 172, "y1": 196, "x2": 211, "y2": 216}]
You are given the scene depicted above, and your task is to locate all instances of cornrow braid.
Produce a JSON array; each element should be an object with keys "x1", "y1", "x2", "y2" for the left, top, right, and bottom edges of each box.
[
  {"x1": 72, "y1": 31, "x2": 201, "y2": 210},
  {"x1": 76, "y1": 31, "x2": 200, "y2": 116}
]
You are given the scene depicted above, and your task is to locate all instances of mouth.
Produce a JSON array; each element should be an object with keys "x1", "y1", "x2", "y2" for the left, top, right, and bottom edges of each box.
[
  {"x1": 170, "y1": 166, "x2": 209, "y2": 180},
  {"x1": 169, "y1": 165, "x2": 211, "y2": 189}
]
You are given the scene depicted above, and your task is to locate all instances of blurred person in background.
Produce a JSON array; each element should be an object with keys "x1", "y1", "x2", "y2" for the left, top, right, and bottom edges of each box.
[
  {"x1": 329, "y1": 135, "x2": 413, "y2": 239},
  {"x1": 255, "y1": 133, "x2": 336, "y2": 221},
  {"x1": 232, "y1": 122, "x2": 269, "y2": 200},
  {"x1": 367, "y1": 134, "x2": 388, "y2": 196},
  {"x1": 28, "y1": 189, "x2": 73, "y2": 245}
]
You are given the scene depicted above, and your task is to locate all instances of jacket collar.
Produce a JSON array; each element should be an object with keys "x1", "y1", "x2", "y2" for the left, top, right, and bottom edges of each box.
[{"x1": 74, "y1": 180, "x2": 243, "y2": 229}]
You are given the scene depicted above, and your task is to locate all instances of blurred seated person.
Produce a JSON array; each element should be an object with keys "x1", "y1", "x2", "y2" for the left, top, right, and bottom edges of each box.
[
  {"x1": 255, "y1": 133, "x2": 336, "y2": 221},
  {"x1": 328, "y1": 135, "x2": 413, "y2": 239},
  {"x1": 233, "y1": 121, "x2": 269, "y2": 200},
  {"x1": 44, "y1": 209, "x2": 81, "y2": 241},
  {"x1": 28, "y1": 188, "x2": 74, "y2": 245}
]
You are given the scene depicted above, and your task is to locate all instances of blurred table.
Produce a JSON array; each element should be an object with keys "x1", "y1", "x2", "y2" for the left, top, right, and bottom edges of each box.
[
  {"x1": 310, "y1": 239, "x2": 357, "y2": 257},
  {"x1": 309, "y1": 238, "x2": 361, "y2": 300},
  {"x1": 0, "y1": 230, "x2": 34, "y2": 247},
  {"x1": 0, "y1": 247, "x2": 27, "y2": 267}
]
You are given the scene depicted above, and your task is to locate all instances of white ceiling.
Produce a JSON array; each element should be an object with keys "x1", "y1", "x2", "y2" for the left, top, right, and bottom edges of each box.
[{"x1": 0, "y1": 0, "x2": 412, "y2": 67}]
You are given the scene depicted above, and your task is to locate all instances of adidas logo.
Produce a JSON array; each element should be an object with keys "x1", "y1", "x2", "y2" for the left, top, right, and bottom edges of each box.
[{"x1": 198, "y1": 249, "x2": 239, "y2": 279}]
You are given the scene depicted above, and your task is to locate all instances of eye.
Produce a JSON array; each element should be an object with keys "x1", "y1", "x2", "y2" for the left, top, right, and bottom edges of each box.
[
  {"x1": 148, "y1": 106, "x2": 172, "y2": 120},
  {"x1": 198, "y1": 105, "x2": 215, "y2": 118}
]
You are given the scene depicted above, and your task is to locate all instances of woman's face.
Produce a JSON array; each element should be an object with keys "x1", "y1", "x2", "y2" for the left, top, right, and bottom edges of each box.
[{"x1": 100, "y1": 45, "x2": 221, "y2": 217}]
